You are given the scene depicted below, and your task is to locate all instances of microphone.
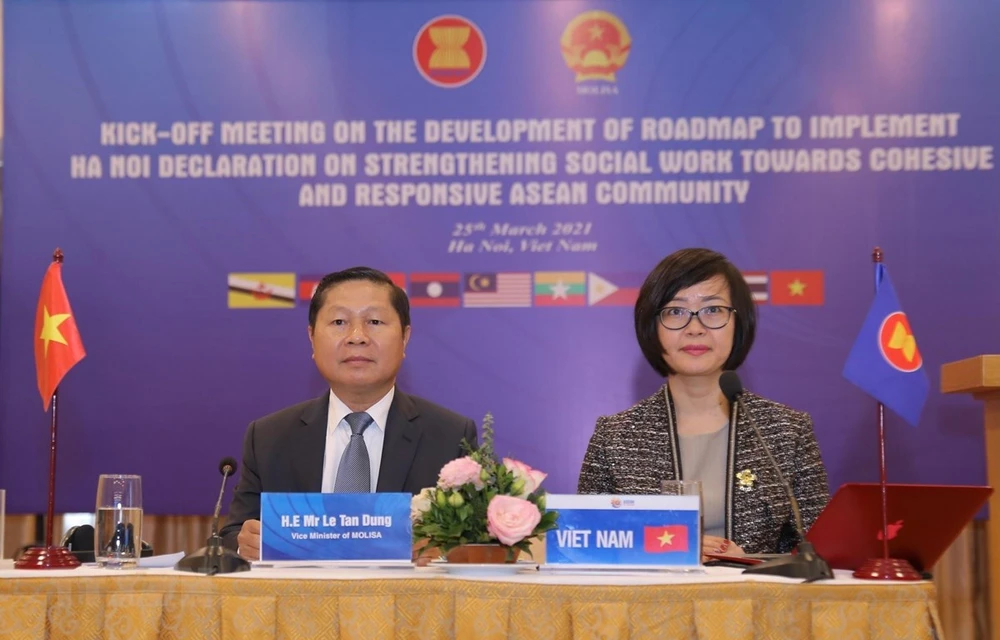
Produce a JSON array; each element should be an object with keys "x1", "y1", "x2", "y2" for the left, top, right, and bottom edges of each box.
[
  {"x1": 212, "y1": 457, "x2": 238, "y2": 538},
  {"x1": 719, "y1": 371, "x2": 833, "y2": 581},
  {"x1": 175, "y1": 456, "x2": 251, "y2": 575}
]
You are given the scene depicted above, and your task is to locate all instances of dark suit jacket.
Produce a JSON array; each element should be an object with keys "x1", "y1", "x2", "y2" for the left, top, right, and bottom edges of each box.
[
  {"x1": 220, "y1": 389, "x2": 477, "y2": 550},
  {"x1": 578, "y1": 383, "x2": 829, "y2": 554}
]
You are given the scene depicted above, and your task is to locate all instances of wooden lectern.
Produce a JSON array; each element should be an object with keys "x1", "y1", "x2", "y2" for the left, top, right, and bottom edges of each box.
[{"x1": 941, "y1": 354, "x2": 1000, "y2": 640}]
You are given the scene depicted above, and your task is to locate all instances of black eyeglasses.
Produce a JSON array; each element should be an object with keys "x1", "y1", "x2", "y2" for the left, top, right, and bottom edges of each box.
[{"x1": 658, "y1": 305, "x2": 736, "y2": 330}]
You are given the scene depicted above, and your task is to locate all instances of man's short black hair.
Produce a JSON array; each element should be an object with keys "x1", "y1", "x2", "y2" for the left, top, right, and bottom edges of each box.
[{"x1": 308, "y1": 267, "x2": 410, "y2": 330}]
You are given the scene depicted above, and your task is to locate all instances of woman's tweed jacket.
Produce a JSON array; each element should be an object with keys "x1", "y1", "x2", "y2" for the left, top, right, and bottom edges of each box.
[{"x1": 578, "y1": 383, "x2": 829, "y2": 554}]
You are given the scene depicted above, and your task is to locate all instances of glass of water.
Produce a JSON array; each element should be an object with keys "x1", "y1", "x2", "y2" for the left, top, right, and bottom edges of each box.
[
  {"x1": 95, "y1": 475, "x2": 142, "y2": 569},
  {"x1": 661, "y1": 480, "x2": 703, "y2": 566},
  {"x1": 660, "y1": 479, "x2": 702, "y2": 498}
]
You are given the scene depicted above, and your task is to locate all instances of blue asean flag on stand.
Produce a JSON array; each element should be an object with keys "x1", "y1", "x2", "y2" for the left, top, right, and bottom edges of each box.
[{"x1": 843, "y1": 264, "x2": 929, "y2": 426}]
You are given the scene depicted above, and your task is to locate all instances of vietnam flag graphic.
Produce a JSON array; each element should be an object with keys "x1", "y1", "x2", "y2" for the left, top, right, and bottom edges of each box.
[
  {"x1": 642, "y1": 525, "x2": 690, "y2": 553},
  {"x1": 770, "y1": 270, "x2": 824, "y2": 305},
  {"x1": 34, "y1": 261, "x2": 86, "y2": 410}
]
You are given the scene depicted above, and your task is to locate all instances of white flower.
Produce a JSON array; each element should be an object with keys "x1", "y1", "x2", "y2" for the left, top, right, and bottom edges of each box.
[{"x1": 411, "y1": 487, "x2": 435, "y2": 522}]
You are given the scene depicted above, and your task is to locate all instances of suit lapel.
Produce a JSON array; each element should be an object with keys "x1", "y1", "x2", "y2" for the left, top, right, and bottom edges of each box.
[
  {"x1": 730, "y1": 394, "x2": 787, "y2": 539},
  {"x1": 376, "y1": 390, "x2": 423, "y2": 492},
  {"x1": 660, "y1": 385, "x2": 682, "y2": 482},
  {"x1": 294, "y1": 393, "x2": 330, "y2": 492}
]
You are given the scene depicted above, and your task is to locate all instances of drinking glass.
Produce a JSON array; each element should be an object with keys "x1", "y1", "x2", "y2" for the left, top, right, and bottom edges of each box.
[
  {"x1": 95, "y1": 475, "x2": 142, "y2": 568},
  {"x1": 661, "y1": 479, "x2": 703, "y2": 560},
  {"x1": 659, "y1": 480, "x2": 702, "y2": 498}
]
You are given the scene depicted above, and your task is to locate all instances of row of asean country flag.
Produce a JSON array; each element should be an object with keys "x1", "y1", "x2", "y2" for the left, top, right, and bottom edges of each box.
[{"x1": 228, "y1": 271, "x2": 824, "y2": 309}]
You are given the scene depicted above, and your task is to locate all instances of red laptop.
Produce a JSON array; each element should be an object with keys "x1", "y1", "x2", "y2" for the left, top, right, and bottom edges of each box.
[{"x1": 805, "y1": 483, "x2": 993, "y2": 571}]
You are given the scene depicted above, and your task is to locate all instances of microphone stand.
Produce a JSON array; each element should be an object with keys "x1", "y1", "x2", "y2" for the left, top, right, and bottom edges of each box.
[
  {"x1": 175, "y1": 464, "x2": 251, "y2": 575},
  {"x1": 731, "y1": 392, "x2": 833, "y2": 581}
]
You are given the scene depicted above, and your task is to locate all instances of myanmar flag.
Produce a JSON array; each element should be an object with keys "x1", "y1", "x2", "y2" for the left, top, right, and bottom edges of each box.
[
  {"x1": 534, "y1": 272, "x2": 586, "y2": 306},
  {"x1": 35, "y1": 261, "x2": 86, "y2": 410},
  {"x1": 842, "y1": 264, "x2": 929, "y2": 426}
]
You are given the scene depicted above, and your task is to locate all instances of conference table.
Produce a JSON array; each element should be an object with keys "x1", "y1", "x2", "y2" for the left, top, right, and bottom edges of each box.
[{"x1": 0, "y1": 560, "x2": 942, "y2": 639}]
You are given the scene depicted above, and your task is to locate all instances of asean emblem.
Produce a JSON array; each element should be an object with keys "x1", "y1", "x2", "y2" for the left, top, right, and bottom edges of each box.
[
  {"x1": 736, "y1": 469, "x2": 757, "y2": 492},
  {"x1": 560, "y1": 11, "x2": 631, "y2": 82},
  {"x1": 878, "y1": 311, "x2": 922, "y2": 372},
  {"x1": 413, "y1": 15, "x2": 486, "y2": 88}
]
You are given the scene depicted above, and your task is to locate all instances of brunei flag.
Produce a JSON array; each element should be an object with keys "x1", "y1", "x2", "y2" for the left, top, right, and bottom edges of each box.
[
  {"x1": 228, "y1": 273, "x2": 296, "y2": 308},
  {"x1": 534, "y1": 271, "x2": 586, "y2": 306}
]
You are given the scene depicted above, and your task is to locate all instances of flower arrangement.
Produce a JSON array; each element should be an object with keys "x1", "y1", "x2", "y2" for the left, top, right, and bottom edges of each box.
[{"x1": 411, "y1": 413, "x2": 558, "y2": 561}]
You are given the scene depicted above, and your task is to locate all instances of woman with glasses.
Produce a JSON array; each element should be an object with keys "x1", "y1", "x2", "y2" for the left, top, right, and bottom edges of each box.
[{"x1": 578, "y1": 248, "x2": 829, "y2": 557}]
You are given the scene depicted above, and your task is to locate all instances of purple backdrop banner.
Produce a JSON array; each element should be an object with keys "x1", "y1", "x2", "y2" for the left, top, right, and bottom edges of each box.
[{"x1": 2, "y1": 0, "x2": 998, "y2": 514}]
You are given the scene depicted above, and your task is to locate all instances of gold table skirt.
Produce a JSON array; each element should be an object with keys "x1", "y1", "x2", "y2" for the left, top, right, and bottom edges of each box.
[{"x1": 0, "y1": 574, "x2": 942, "y2": 640}]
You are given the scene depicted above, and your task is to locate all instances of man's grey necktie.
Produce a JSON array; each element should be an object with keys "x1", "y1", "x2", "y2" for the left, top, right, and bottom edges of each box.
[{"x1": 334, "y1": 412, "x2": 374, "y2": 493}]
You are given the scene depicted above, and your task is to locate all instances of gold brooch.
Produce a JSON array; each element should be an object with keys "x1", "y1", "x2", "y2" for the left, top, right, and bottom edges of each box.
[{"x1": 736, "y1": 469, "x2": 757, "y2": 492}]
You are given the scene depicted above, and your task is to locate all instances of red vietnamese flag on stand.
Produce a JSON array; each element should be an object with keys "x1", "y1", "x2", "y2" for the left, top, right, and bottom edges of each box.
[
  {"x1": 18, "y1": 251, "x2": 87, "y2": 570},
  {"x1": 34, "y1": 261, "x2": 86, "y2": 409}
]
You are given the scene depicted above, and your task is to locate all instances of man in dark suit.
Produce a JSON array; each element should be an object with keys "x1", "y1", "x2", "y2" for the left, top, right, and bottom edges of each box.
[{"x1": 221, "y1": 267, "x2": 477, "y2": 560}]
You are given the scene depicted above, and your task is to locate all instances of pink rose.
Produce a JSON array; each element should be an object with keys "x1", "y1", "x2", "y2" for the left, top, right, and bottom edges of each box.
[
  {"x1": 437, "y1": 457, "x2": 484, "y2": 490},
  {"x1": 487, "y1": 495, "x2": 542, "y2": 545},
  {"x1": 503, "y1": 458, "x2": 547, "y2": 496}
]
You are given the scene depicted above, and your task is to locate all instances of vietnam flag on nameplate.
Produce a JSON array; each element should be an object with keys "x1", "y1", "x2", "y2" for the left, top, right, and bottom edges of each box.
[
  {"x1": 842, "y1": 264, "x2": 929, "y2": 426},
  {"x1": 34, "y1": 261, "x2": 86, "y2": 410},
  {"x1": 642, "y1": 525, "x2": 689, "y2": 553}
]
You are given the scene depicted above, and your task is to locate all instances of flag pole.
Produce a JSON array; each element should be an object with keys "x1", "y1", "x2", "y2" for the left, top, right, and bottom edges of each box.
[
  {"x1": 873, "y1": 247, "x2": 891, "y2": 563},
  {"x1": 852, "y1": 247, "x2": 920, "y2": 581},
  {"x1": 15, "y1": 249, "x2": 81, "y2": 570}
]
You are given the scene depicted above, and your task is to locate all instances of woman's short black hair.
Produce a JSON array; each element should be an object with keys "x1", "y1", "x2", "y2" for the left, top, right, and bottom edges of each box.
[{"x1": 634, "y1": 248, "x2": 757, "y2": 377}]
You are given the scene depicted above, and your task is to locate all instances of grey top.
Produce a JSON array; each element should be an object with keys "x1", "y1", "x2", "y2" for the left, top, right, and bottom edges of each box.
[{"x1": 679, "y1": 422, "x2": 730, "y2": 539}]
